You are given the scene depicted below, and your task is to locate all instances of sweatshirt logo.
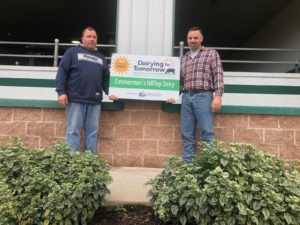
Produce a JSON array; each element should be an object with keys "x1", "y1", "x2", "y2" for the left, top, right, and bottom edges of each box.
[{"x1": 78, "y1": 53, "x2": 103, "y2": 65}]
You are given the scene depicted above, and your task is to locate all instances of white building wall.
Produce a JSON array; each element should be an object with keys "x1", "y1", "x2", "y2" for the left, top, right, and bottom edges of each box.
[
  {"x1": 235, "y1": 0, "x2": 300, "y2": 72},
  {"x1": 1, "y1": 65, "x2": 299, "y2": 115},
  {"x1": 116, "y1": 0, "x2": 174, "y2": 56}
]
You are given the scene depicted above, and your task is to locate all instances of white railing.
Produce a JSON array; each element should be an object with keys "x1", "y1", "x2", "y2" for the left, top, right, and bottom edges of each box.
[
  {"x1": 0, "y1": 40, "x2": 299, "y2": 72},
  {"x1": 175, "y1": 41, "x2": 300, "y2": 72},
  {"x1": 0, "y1": 40, "x2": 116, "y2": 67}
]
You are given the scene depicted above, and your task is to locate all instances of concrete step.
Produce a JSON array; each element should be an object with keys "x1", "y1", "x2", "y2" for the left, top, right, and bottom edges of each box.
[{"x1": 105, "y1": 167, "x2": 163, "y2": 205}]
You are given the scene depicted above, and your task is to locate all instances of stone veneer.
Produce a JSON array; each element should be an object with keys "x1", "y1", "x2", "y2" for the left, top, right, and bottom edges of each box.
[{"x1": 1, "y1": 101, "x2": 300, "y2": 168}]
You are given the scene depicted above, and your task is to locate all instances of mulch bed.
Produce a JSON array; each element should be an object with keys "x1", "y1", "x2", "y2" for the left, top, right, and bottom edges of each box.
[{"x1": 89, "y1": 204, "x2": 179, "y2": 225}]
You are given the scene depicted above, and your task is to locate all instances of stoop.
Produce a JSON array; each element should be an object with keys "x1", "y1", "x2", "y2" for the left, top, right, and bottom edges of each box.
[{"x1": 105, "y1": 167, "x2": 163, "y2": 205}]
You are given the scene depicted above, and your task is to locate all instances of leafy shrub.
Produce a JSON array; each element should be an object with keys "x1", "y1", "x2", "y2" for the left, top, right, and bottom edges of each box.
[
  {"x1": 0, "y1": 137, "x2": 112, "y2": 225},
  {"x1": 0, "y1": 176, "x2": 18, "y2": 224},
  {"x1": 146, "y1": 142, "x2": 300, "y2": 225}
]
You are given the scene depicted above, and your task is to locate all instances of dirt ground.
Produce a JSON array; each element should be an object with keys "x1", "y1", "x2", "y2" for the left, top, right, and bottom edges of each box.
[{"x1": 89, "y1": 204, "x2": 179, "y2": 225}]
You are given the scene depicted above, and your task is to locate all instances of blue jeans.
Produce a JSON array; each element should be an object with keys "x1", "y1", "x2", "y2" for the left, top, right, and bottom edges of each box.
[
  {"x1": 66, "y1": 102, "x2": 101, "y2": 154},
  {"x1": 180, "y1": 92, "x2": 214, "y2": 162}
]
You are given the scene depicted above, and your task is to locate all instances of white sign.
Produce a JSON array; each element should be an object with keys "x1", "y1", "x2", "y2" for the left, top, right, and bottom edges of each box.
[{"x1": 109, "y1": 54, "x2": 180, "y2": 101}]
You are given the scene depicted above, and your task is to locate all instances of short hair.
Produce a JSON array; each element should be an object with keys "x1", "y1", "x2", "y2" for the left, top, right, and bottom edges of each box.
[
  {"x1": 81, "y1": 26, "x2": 97, "y2": 37},
  {"x1": 188, "y1": 26, "x2": 203, "y2": 35}
]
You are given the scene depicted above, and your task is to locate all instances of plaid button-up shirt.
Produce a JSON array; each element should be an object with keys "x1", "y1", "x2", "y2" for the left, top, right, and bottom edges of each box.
[{"x1": 180, "y1": 46, "x2": 224, "y2": 96}]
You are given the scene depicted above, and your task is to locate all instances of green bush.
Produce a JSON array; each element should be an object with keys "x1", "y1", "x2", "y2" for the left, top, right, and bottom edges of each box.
[
  {"x1": 146, "y1": 142, "x2": 300, "y2": 225},
  {"x1": 0, "y1": 138, "x2": 112, "y2": 225},
  {"x1": 0, "y1": 177, "x2": 18, "y2": 224}
]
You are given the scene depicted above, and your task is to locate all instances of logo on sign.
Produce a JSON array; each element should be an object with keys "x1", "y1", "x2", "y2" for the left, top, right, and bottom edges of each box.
[{"x1": 112, "y1": 55, "x2": 131, "y2": 75}]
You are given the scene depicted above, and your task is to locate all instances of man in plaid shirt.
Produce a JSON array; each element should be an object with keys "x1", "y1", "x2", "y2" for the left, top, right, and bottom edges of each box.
[{"x1": 180, "y1": 26, "x2": 224, "y2": 162}]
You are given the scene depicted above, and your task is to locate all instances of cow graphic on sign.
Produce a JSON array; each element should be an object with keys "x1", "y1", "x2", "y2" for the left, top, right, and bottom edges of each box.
[
  {"x1": 164, "y1": 58, "x2": 176, "y2": 75},
  {"x1": 165, "y1": 68, "x2": 175, "y2": 74}
]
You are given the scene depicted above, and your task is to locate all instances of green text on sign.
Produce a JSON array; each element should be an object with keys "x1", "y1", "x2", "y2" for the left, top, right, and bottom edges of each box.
[{"x1": 110, "y1": 77, "x2": 179, "y2": 91}]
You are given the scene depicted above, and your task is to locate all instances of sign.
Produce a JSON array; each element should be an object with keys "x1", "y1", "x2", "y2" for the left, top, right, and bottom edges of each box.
[{"x1": 109, "y1": 54, "x2": 180, "y2": 101}]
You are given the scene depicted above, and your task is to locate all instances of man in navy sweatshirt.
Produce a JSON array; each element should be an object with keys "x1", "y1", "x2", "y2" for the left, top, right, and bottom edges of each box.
[{"x1": 55, "y1": 26, "x2": 118, "y2": 154}]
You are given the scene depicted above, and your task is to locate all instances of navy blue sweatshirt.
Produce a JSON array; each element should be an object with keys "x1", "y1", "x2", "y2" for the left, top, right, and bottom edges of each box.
[{"x1": 55, "y1": 45, "x2": 110, "y2": 104}]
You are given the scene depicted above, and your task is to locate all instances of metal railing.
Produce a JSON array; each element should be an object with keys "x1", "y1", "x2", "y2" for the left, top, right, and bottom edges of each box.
[
  {"x1": 176, "y1": 41, "x2": 300, "y2": 72},
  {"x1": 0, "y1": 40, "x2": 299, "y2": 72},
  {"x1": 0, "y1": 39, "x2": 116, "y2": 67}
]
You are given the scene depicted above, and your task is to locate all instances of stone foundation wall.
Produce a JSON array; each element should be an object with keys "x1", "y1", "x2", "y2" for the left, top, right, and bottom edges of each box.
[{"x1": 1, "y1": 101, "x2": 300, "y2": 168}]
